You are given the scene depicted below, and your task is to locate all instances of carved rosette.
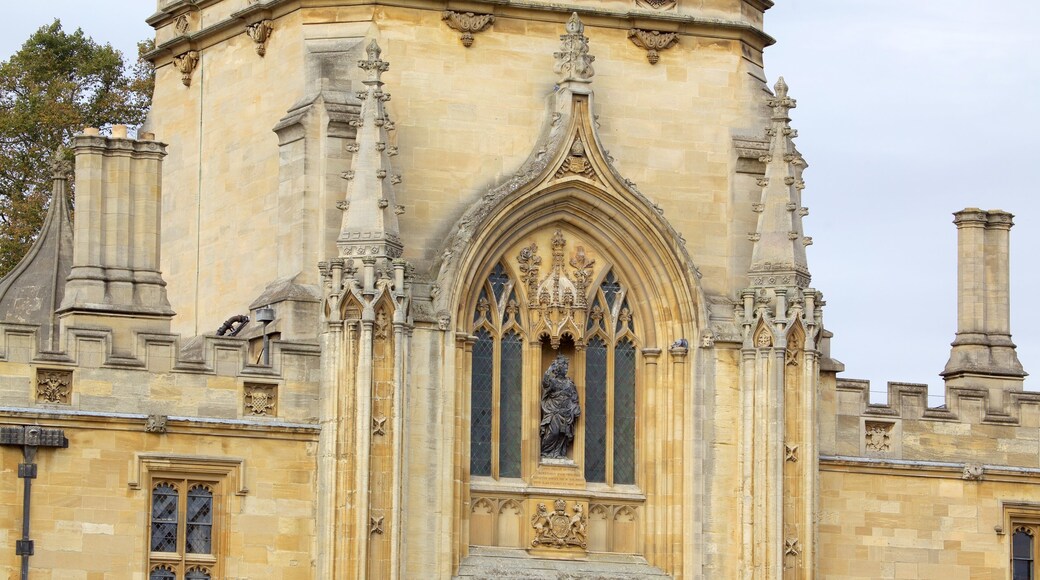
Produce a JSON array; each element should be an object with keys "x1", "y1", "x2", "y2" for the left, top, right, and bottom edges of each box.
[
  {"x1": 246, "y1": 20, "x2": 274, "y2": 56},
  {"x1": 627, "y1": 29, "x2": 679, "y2": 65},
  {"x1": 531, "y1": 499, "x2": 588, "y2": 549},
  {"x1": 442, "y1": 11, "x2": 495, "y2": 47},
  {"x1": 174, "y1": 51, "x2": 200, "y2": 86}
]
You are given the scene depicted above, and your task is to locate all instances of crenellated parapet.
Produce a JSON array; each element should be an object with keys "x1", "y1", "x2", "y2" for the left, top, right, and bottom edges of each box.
[
  {"x1": 0, "y1": 320, "x2": 321, "y2": 424},
  {"x1": 828, "y1": 377, "x2": 1040, "y2": 467}
]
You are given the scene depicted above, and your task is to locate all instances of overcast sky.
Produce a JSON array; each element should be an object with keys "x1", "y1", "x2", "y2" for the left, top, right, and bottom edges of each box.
[{"x1": 3, "y1": 2, "x2": 1037, "y2": 404}]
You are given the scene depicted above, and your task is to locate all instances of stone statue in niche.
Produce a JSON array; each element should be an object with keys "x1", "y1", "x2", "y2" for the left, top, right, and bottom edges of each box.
[{"x1": 540, "y1": 355, "x2": 581, "y2": 459}]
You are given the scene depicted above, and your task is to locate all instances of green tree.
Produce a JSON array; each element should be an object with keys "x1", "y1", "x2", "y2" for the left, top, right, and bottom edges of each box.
[{"x1": 0, "y1": 20, "x2": 153, "y2": 277}]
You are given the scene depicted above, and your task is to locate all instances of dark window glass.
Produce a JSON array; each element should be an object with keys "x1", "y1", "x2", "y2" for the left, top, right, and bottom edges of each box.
[
  {"x1": 499, "y1": 331, "x2": 523, "y2": 478},
  {"x1": 470, "y1": 328, "x2": 494, "y2": 476},
  {"x1": 186, "y1": 567, "x2": 212, "y2": 580},
  {"x1": 613, "y1": 339, "x2": 637, "y2": 485},
  {"x1": 489, "y1": 264, "x2": 510, "y2": 303},
  {"x1": 601, "y1": 271, "x2": 622, "y2": 310},
  {"x1": 584, "y1": 337, "x2": 608, "y2": 482},
  {"x1": 150, "y1": 483, "x2": 179, "y2": 552},
  {"x1": 186, "y1": 485, "x2": 213, "y2": 554},
  {"x1": 149, "y1": 565, "x2": 176, "y2": 580},
  {"x1": 1014, "y1": 529, "x2": 1034, "y2": 580}
]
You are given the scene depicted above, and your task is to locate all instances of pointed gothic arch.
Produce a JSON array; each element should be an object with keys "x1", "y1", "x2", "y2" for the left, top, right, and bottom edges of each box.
[{"x1": 435, "y1": 83, "x2": 707, "y2": 574}]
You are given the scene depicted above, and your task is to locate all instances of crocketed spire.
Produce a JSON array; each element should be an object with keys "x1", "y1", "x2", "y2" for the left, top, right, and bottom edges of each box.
[
  {"x1": 747, "y1": 77, "x2": 811, "y2": 288},
  {"x1": 337, "y1": 40, "x2": 403, "y2": 261}
]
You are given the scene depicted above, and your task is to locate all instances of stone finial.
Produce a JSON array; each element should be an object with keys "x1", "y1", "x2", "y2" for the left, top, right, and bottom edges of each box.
[
  {"x1": 768, "y1": 76, "x2": 796, "y2": 121},
  {"x1": 359, "y1": 40, "x2": 389, "y2": 86},
  {"x1": 554, "y1": 13, "x2": 595, "y2": 83},
  {"x1": 442, "y1": 11, "x2": 495, "y2": 47},
  {"x1": 49, "y1": 148, "x2": 72, "y2": 180}
]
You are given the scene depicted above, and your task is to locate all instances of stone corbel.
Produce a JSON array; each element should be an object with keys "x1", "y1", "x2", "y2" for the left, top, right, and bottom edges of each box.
[
  {"x1": 246, "y1": 19, "x2": 273, "y2": 56},
  {"x1": 173, "y1": 50, "x2": 200, "y2": 86},
  {"x1": 442, "y1": 11, "x2": 495, "y2": 47},
  {"x1": 628, "y1": 29, "x2": 679, "y2": 65}
]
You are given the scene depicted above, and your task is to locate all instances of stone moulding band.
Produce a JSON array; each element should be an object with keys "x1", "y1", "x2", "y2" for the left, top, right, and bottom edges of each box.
[{"x1": 143, "y1": 0, "x2": 774, "y2": 64}]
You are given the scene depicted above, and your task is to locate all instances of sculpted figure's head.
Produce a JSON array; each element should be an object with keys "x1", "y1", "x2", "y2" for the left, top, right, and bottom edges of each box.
[{"x1": 549, "y1": 355, "x2": 569, "y2": 377}]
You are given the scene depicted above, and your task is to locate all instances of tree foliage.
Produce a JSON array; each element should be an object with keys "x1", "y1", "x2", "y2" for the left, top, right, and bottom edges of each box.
[{"x1": 0, "y1": 20, "x2": 153, "y2": 277}]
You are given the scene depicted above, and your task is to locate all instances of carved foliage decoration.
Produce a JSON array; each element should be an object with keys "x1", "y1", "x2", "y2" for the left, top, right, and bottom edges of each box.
[
  {"x1": 627, "y1": 29, "x2": 679, "y2": 65},
  {"x1": 442, "y1": 11, "x2": 495, "y2": 47},
  {"x1": 246, "y1": 20, "x2": 274, "y2": 56},
  {"x1": 519, "y1": 230, "x2": 594, "y2": 348},
  {"x1": 531, "y1": 499, "x2": 588, "y2": 549},
  {"x1": 36, "y1": 369, "x2": 72, "y2": 404},
  {"x1": 174, "y1": 51, "x2": 200, "y2": 86},
  {"x1": 244, "y1": 383, "x2": 277, "y2": 416}
]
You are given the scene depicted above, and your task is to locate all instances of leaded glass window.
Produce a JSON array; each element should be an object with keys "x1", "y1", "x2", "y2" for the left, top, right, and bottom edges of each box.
[
  {"x1": 614, "y1": 339, "x2": 637, "y2": 485},
  {"x1": 584, "y1": 337, "x2": 608, "y2": 482},
  {"x1": 186, "y1": 485, "x2": 213, "y2": 554},
  {"x1": 1015, "y1": 527, "x2": 1036, "y2": 580},
  {"x1": 149, "y1": 476, "x2": 221, "y2": 578},
  {"x1": 151, "y1": 483, "x2": 179, "y2": 552},
  {"x1": 470, "y1": 329, "x2": 494, "y2": 476},
  {"x1": 500, "y1": 331, "x2": 524, "y2": 478}
]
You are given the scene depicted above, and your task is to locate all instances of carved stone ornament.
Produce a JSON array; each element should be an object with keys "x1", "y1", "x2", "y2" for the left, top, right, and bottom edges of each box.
[
  {"x1": 553, "y1": 13, "x2": 595, "y2": 83},
  {"x1": 174, "y1": 14, "x2": 191, "y2": 36},
  {"x1": 442, "y1": 11, "x2": 495, "y2": 47},
  {"x1": 785, "y1": 444, "x2": 798, "y2": 462},
  {"x1": 627, "y1": 29, "x2": 678, "y2": 65},
  {"x1": 370, "y1": 515, "x2": 384, "y2": 535},
  {"x1": 531, "y1": 499, "x2": 588, "y2": 549},
  {"x1": 962, "y1": 463, "x2": 985, "y2": 481},
  {"x1": 864, "y1": 422, "x2": 892, "y2": 453},
  {"x1": 174, "y1": 51, "x2": 200, "y2": 87},
  {"x1": 784, "y1": 538, "x2": 801, "y2": 557},
  {"x1": 246, "y1": 20, "x2": 274, "y2": 56},
  {"x1": 635, "y1": 0, "x2": 677, "y2": 9},
  {"x1": 521, "y1": 230, "x2": 594, "y2": 348},
  {"x1": 553, "y1": 138, "x2": 597, "y2": 181},
  {"x1": 244, "y1": 383, "x2": 277, "y2": 416},
  {"x1": 36, "y1": 369, "x2": 72, "y2": 404},
  {"x1": 146, "y1": 414, "x2": 169, "y2": 433}
]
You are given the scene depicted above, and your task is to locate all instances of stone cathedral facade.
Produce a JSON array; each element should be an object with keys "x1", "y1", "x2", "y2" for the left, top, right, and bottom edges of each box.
[{"x1": 0, "y1": 1, "x2": 1037, "y2": 579}]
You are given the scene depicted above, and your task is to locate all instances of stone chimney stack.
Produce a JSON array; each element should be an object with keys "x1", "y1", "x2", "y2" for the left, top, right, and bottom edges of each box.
[
  {"x1": 942, "y1": 208, "x2": 1025, "y2": 402},
  {"x1": 59, "y1": 127, "x2": 173, "y2": 348}
]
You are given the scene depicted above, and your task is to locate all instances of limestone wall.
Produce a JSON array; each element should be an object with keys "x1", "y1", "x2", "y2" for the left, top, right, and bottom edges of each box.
[
  {"x1": 819, "y1": 467, "x2": 1040, "y2": 579},
  {"x1": 146, "y1": 1, "x2": 774, "y2": 338},
  {"x1": 0, "y1": 412, "x2": 318, "y2": 579}
]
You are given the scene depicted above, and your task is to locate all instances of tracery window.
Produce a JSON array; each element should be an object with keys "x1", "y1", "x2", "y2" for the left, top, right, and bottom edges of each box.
[
  {"x1": 468, "y1": 232, "x2": 639, "y2": 488},
  {"x1": 471, "y1": 264, "x2": 524, "y2": 478},
  {"x1": 149, "y1": 478, "x2": 219, "y2": 580}
]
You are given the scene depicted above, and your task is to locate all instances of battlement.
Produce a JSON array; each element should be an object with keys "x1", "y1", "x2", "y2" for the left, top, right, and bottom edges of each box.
[
  {"x1": 825, "y1": 376, "x2": 1040, "y2": 468},
  {"x1": 0, "y1": 320, "x2": 320, "y2": 424}
]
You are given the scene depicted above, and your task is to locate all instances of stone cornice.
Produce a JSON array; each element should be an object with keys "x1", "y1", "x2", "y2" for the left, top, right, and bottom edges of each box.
[
  {"x1": 821, "y1": 455, "x2": 1040, "y2": 484},
  {"x1": 144, "y1": 0, "x2": 774, "y2": 64}
]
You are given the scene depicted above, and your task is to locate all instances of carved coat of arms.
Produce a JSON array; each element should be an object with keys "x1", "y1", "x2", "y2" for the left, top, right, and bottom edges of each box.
[{"x1": 531, "y1": 499, "x2": 587, "y2": 549}]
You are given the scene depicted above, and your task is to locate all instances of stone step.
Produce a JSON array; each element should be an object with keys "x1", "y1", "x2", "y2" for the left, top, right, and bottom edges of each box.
[{"x1": 453, "y1": 546, "x2": 672, "y2": 579}]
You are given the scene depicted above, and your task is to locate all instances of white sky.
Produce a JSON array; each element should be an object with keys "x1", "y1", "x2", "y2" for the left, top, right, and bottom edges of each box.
[{"x1": 3, "y1": 1, "x2": 1038, "y2": 404}]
